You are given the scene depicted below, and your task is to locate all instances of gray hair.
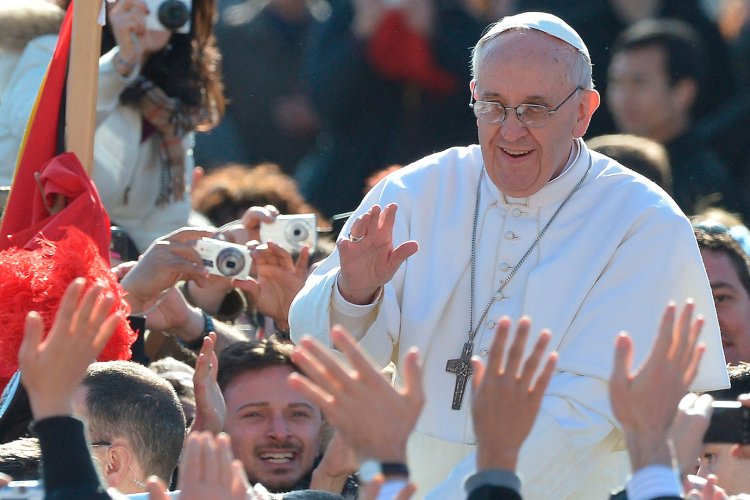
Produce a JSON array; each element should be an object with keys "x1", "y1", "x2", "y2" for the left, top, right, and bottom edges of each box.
[{"x1": 471, "y1": 26, "x2": 594, "y2": 90}]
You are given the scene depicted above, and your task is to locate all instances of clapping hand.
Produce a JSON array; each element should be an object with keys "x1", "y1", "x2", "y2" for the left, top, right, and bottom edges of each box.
[{"x1": 190, "y1": 333, "x2": 226, "y2": 435}]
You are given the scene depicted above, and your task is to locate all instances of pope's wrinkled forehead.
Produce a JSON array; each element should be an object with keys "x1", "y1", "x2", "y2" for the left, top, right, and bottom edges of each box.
[{"x1": 471, "y1": 11, "x2": 593, "y2": 87}]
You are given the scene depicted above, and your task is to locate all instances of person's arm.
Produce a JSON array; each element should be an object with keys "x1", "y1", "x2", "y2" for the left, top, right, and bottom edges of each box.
[
  {"x1": 18, "y1": 278, "x2": 121, "y2": 499},
  {"x1": 462, "y1": 317, "x2": 556, "y2": 500},
  {"x1": 188, "y1": 333, "x2": 226, "y2": 436},
  {"x1": 96, "y1": 0, "x2": 148, "y2": 124},
  {"x1": 288, "y1": 326, "x2": 423, "y2": 498},
  {"x1": 119, "y1": 226, "x2": 246, "y2": 351}
]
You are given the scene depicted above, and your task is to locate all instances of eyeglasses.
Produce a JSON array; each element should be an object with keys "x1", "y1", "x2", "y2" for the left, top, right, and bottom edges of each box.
[{"x1": 470, "y1": 86, "x2": 583, "y2": 128}]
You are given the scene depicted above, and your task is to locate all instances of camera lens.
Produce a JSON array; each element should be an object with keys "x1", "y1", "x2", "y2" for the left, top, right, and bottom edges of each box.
[
  {"x1": 216, "y1": 247, "x2": 246, "y2": 277},
  {"x1": 158, "y1": 0, "x2": 190, "y2": 31},
  {"x1": 285, "y1": 221, "x2": 310, "y2": 247}
]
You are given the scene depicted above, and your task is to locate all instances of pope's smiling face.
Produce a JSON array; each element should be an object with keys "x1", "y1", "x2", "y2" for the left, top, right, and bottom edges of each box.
[
  {"x1": 473, "y1": 30, "x2": 598, "y2": 197},
  {"x1": 222, "y1": 365, "x2": 324, "y2": 492}
]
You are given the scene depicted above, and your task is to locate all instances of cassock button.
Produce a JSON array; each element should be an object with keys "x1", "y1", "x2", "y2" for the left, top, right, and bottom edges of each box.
[
  {"x1": 512, "y1": 207, "x2": 522, "y2": 217},
  {"x1": 500, "y1": 262, "x2": 510, "y2": 272},
  {"x1": 504, "y1": 231, "x2": 518, "y2": 240},
  {"x1": 487, "y1": 320, "x2": 496, "y2": 329},
  {"x1": 479, "y1": 348, "x2": 489, "y2": 357}
]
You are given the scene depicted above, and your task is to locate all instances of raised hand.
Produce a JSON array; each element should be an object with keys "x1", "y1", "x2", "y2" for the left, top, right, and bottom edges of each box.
[
  {"x1": 337, "y1": 204, "x2": 418, "y2": 305},
  {"x1": 190, "y1": 333, "x2": 226, "y2": 435},
  {"x1": 288, "y1": 326, "x2": 424, "y2": 463},
  {"x1": 471, "y1": 317, "x2": 557, "y2": 471},
  {"x1": 18, "y1": 278, "x2": 122, "y2": 420},
  {"x1": 146, "y1": 432, "x2": 249, "y2": 500},
  {"x1": 108, "y1": 0, "x2": 148, "y2": 73},
  {"x1": 120, "y1": 227, "x2": 213, "y2": 314},
  {"x1": 234, "y1": 242, "x2": 310, "y2": 330},
  {"x1": 609, "y1": 301, "x2": 706, "y2": 470}
]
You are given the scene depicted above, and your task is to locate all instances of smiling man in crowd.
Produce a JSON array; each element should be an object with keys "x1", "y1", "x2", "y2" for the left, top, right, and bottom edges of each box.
[{"x1": 217, "y1": 340, "x2": 356, "y2": 496}]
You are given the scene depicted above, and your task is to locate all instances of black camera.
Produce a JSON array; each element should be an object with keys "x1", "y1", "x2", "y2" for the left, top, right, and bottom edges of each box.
[{"x1": 703, "y1": 401, "x2": 750, "y2": 444}]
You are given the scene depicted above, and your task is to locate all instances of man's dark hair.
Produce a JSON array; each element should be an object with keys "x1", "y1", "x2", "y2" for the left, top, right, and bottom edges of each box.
[
  {"x1": 694, "y1": 226, "x2": 750, "y2": 297},
  {"x1": 707, "y1": 363, "x2": 750, "y2": 400},
  {"x1": 82, "y1": 361, "x2": 186, "y2": 483},
  {"x1": 587, "y1": 134, "x2": 673, "y2": 194},
  {"x1": 217, "y1": 340, "x2": 298, "y2": 392},
  {"x1": 0, "y1": 437, "x2": 40, "y2": 480},
  {"x1": 613, "y1": 18, "x2": 706, "y2": 92}
]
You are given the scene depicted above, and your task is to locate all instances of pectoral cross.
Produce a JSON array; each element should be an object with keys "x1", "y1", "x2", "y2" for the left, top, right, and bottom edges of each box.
[{"x1": 445, "y1": 342, "x2": 474, "y2": 410}]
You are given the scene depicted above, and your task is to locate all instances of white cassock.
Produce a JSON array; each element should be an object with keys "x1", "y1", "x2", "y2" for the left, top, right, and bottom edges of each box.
[{"x1": 289, "y1": 140, "x2": 728, "y2": 499}]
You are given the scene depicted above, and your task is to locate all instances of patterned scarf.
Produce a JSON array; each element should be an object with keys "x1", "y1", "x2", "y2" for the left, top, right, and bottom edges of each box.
[{"x1": 130, "y1": 77, "x2": 208, "y2": 205}]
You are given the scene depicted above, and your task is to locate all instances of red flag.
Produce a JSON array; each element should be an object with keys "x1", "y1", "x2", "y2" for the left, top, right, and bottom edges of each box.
[{"x1": 0, "y1": 0, "x2": 111, "y2": 261}]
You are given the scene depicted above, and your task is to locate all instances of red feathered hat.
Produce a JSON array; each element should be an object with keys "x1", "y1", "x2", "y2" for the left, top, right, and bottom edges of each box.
[{"x1": 0, "y1": 227, "x2": 136, "y2": 391}]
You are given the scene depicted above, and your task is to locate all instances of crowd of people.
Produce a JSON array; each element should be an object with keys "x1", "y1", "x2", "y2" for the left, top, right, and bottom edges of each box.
[{"x1": 0, "y1": 0, "x2": 750, "y2": 499}]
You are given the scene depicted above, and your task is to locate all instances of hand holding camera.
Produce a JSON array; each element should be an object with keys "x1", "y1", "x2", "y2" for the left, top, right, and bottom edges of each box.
[
  {"x1": 193, "y1": 237, "x2": 252, "y2": 281},
  {"x1": 233, "y1": 242, "x2": 311, "y2": 331}
]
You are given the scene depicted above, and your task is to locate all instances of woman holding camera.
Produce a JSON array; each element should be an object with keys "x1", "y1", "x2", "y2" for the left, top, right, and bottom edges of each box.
[
  {"x1": 96, "y1": 0, "x2": 224, "y2": 253},
  {"x1": 0, "y1": 0, "x2": 224, "y2": 254}
]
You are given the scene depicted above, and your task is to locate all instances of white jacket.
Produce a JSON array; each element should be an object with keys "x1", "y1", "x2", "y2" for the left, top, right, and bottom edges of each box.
[
  {"x1": 290, "y1": 142, "x2": 728, "y2": 498},
  {"x1": 0, "y1": 38, "x2": 192, "y2": 252}
]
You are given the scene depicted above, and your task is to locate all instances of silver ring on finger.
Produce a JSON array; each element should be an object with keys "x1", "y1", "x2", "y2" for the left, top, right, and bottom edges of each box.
[{"x1": 347, "y1": 232, "x2": 365, "y2": 243}]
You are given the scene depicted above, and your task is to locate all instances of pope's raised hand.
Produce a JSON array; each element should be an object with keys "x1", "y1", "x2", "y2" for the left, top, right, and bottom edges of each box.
[{"x1": 337, "y1": 204, "x2": 418, "y2": 305}]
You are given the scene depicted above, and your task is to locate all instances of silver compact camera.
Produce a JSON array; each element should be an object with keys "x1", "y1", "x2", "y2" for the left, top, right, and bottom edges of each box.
[
  {"x1": 260, "y1": 214, "x2": 317, "y2": 253},
  {"x1": 194, "y1": 237, "x2": 251, "y2": 280},
  {"x1": 144, "y1": 0, "x2": 191, "y2": 33},
  {"x1": 0, "y1": 481, "x2": 44, "y2": 500}
]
